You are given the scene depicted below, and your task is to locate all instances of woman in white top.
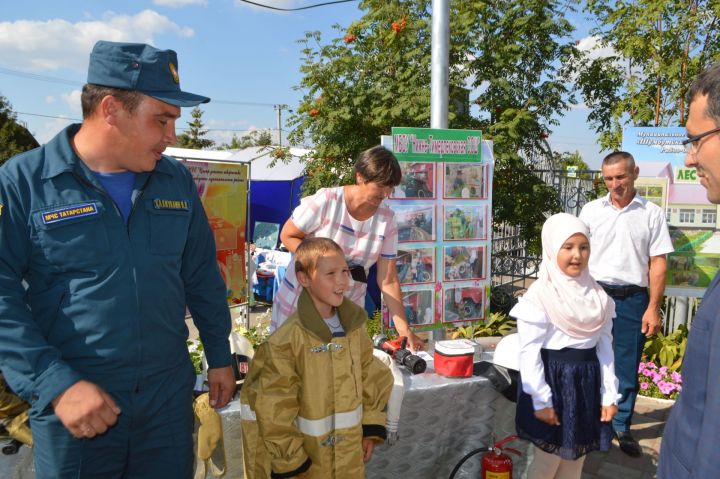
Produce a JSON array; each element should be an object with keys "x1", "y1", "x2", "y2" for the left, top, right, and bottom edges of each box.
[{"x1": 511, "y1": 213, "x2": 618, "y2": 479}]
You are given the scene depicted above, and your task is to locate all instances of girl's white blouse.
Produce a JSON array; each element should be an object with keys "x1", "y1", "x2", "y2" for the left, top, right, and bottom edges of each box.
[{"x1": 510, "y1": 297, "x2": 619, "y2": 410}]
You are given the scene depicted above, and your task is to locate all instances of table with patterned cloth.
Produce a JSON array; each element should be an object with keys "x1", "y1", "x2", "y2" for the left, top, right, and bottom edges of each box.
[{"x1": 208, "y1": 360, "x2": 525, "y2": 479}]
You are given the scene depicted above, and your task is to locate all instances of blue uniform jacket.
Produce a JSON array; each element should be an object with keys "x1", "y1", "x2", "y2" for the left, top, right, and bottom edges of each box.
[
  {"x1": 658, "y1": 271, "x2": 720, "y2": 477},
  {"x1": 0, "y1": 124, "x2": 231, "y2": 413}
]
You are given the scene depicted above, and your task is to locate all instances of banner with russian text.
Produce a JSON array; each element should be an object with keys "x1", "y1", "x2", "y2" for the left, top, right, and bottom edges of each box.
[
  {"x1": 622, "y1": 127, "x2": 719, "y2": 297},
  {"x1": 184, "y1": 160, "x2": 249, "y2": 305}
]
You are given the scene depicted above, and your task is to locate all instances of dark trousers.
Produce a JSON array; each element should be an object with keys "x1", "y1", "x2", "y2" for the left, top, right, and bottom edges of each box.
[
  {"x1": 610, "y1": 291, "x2": 649, "y2": 433},
  {"x1": 30, "y1": 364, "x2": 196, "y2": 479}
]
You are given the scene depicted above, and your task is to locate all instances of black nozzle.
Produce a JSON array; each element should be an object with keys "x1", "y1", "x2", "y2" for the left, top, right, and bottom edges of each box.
[{"x1": 394, "y1": 348, "x2": 427, "y2": 374}]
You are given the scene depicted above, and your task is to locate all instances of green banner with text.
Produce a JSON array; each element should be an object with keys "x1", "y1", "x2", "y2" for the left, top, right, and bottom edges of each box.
[{"x1": 391, "y1": 127, "x2": 482, "y2": 163}]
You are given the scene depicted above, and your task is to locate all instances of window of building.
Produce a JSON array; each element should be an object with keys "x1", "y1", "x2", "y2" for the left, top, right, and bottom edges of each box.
[
  {"x1": 679, "y1": 208, "x2": 695, "y2": 223},
  {"x1": 702, "y1": 209, "x2": 716, "y2": 224}
]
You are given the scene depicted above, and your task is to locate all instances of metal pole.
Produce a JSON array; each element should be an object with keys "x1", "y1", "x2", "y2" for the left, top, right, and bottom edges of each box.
[
  {"x1": 275, "y1": 104, "x2": 287, "y2": 147},
  {"x1": 431, "y1": 0, "x2": 449, "y2": 343},
  {"x1": 430, "y1": 0, "x2": 450, "y2": 129}
]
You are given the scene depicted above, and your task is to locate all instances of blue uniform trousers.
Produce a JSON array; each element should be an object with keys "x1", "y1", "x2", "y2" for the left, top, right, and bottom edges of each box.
[
  {"x1": 610, "y1": 291, "x2": 648, "y2": 433},
  {"x1": 30, "y1": 364, "x2": 195, "y2": 479}
]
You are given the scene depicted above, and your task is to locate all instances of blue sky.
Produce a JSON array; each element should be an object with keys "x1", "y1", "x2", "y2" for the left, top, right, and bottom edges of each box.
[{"x1": 1, "y1": 0, "x2": 605, "y2": 168}]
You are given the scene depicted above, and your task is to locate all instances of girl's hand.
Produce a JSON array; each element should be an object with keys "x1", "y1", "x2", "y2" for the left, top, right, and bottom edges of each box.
[
  {"x1": 362, "y1": 438, "x2": 376, "y2": 462},
  {"x1": 600, "y1": 404, "x2": 618, "y2": 422},
  {"x1": 534, "y1": 407, "x2": 561, "y2": 426}
]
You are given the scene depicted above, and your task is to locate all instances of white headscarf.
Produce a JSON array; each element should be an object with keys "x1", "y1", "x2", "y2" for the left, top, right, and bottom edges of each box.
[{"x1": 523, "y1": 213, "x2": 614, "y2": 339}]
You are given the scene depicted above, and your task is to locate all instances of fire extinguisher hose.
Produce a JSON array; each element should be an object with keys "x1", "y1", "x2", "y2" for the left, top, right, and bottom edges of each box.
[
  {"x1": 447, "y1": 446, "x2": 491, "y2": 479},
  {"x1": 447, "y1": 435, "x2": 520, "y2": 479}
]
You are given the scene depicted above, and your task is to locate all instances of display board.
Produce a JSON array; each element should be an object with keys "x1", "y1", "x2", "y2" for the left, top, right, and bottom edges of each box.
[
  {"x1": 184, "y1": 160, "x2": 249, "y2": 304},
  {"x1": 383, "y1": 127, "x2": 493, "y2": 330},
  {"x1": 622, "y1": 126, "x2": 719, "y2": 297}
]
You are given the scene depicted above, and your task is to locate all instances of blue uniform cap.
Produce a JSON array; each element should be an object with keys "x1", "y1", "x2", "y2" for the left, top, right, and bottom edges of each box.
[{"x1": 87, "y1": 40, "x2": 210, "y2": 107}]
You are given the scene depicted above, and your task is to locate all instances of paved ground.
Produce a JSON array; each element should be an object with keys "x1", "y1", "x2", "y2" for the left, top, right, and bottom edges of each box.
[{"x1": 581, "y1": 395, "x2": 673, "y2": 479}]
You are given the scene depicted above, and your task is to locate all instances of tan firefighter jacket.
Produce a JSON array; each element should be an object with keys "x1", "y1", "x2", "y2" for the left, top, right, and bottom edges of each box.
[{"x1": 240, "y1": 290, "x2": 393, "y2": 478}]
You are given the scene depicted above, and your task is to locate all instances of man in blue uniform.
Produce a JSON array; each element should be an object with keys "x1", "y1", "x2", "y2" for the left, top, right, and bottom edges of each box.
[
  {"x1": 658, "y1": 62, "x2": 720, "y2": 478},
  {"x1": 0, "y1": 41, "x2": 235, "y2": 478}
]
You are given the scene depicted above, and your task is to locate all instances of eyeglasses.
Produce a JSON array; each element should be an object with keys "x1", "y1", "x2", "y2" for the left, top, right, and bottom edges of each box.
[{"x1": 682, "y1": 126, "x2": 720, "y2": 153}]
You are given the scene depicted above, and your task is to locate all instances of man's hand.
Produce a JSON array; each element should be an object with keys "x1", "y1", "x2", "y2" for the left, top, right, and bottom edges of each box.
[
  {"x1": 600, "y1": 404, "x2": 618, "y2": 422},
  {"x1": 207, "y1": 366, "x2": 236, "y2": 408},
  {"x1": 362, "y1": 438, "x2": 376, "y2": 462},
  {"x1": 51, "y1": 380, "x2": 121, "y2": 439},
  {"x1": 641, "y1": 308, "x2": 663, "y2": 337},
  {"x1": 534, "y1": 407, "x2": 560, "y2": 426}
]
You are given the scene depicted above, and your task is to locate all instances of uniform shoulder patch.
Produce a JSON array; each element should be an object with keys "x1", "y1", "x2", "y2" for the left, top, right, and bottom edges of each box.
[{"x1": 42, "y1": 203, "x2": 98, "y2": 225}]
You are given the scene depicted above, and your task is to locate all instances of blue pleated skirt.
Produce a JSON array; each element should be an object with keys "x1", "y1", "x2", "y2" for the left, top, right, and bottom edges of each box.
[{"x1": 516, "y1": 347, "x2": 613, "y2": 460}]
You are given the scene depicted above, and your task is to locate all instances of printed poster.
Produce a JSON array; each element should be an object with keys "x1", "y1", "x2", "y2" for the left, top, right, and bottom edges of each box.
[
  {"x1": 185, "y1": 161, "x2": 249, "y2": 304},
  {"x1": 622, "y1": 127, "x2": 719, "y2": 297},
  {"x1": 383, "y1": 127, "x2": 493, "y2": 331}
]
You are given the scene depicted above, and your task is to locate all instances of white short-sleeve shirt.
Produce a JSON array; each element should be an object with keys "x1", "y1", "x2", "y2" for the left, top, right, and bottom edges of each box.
[{"x1": 579, "y1": 193, "x2": 674, "y2": 287}]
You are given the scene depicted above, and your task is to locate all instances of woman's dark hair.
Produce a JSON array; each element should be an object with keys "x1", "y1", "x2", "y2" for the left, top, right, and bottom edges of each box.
[
  {"x1": 81, "y1": 84, "x2": 144, "y2": 119},
  {"x1": 354, "y1": 146, "x2": 402, "y2": 188}
]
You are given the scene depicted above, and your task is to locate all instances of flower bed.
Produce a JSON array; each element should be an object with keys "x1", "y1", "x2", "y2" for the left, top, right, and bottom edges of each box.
[{"x1": 637, "y1": 360, "x2": 682, "y2": 401}]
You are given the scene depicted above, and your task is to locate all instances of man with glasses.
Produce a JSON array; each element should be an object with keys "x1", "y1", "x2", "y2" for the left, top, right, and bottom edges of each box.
[
  {"x1": 579, "y1": 151, "x2": 673, "y2": 458},
  {"x1": 658, "y1": 63, "x2": 720, "y2": 478}
]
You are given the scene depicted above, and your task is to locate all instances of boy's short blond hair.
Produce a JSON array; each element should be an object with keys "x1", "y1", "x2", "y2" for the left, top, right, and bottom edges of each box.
[{"x1": 294, "y1": 237, "x2": 346, "y2": 276}]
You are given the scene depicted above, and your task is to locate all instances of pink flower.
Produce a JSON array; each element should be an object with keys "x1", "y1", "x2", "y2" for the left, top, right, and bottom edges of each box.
[
  {"x1": 638, "y1": 362, "x2": 646, "y2": 373},
  {"x1": 671, "y1": 372, "x2": 682, "y2": 383},
  {"x1": 659, "y1": 366, "x2": 668, "y2": 376},
  {"x1": 642, "y1": 369, "x2": 653, "y2": 377},
  {"x1": 640, "y1": 382, "x2": 649, "y2": 390},
  {"x1": 647, "y1": 362, "x2": 656, "y2": 369},
  {"x1": 652, "y1": 372, "x2": 662, "y2": 383}
]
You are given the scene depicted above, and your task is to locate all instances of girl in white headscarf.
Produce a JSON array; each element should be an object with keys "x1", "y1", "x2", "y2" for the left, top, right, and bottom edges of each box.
[{"x1": 511, "y1": 213, "x2": 619, "y2": 479}]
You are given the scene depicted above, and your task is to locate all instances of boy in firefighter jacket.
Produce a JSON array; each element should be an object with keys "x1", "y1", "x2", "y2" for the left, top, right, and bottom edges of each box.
[{"x1": 240, "y1": 237, "x2": 393, "y2": 478}]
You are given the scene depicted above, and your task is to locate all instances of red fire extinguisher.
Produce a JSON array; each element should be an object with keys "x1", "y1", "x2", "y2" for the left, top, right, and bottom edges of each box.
[
  {"x1": 447, "y1": 435, "x2": 522, "y2": 479},
  {"x1": 481, "y1": 435, "x2": 521, "y2": 479}
]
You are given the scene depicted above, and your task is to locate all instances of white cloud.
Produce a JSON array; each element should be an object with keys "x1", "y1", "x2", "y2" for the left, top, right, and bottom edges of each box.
[
  {"x1": 576, "y1": 35, "x2": 618, "y2": 61},
  {"x1": 0, "y1": 10, "x2": 194, "y2": 72},
  {"x1": 45, "y1": 96, "x2": 56, "y2": 103},
  {"x1": 32, "y1": 117, "x2": 76, "y2": 144},
  {"x1": 153, "y1": 0, "x2": 207, "y2": 6},
  {"x1": 61, "y1": 90, "x2": 83, "y2": 112}
]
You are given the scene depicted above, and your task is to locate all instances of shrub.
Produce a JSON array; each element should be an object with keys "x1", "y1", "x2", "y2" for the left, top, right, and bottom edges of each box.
[
  {"x1": 642, "y1": 324, "x2": 688, "y2": 371},
  {"x1": 187, "y1": 339, "x2": 204, "y2": 375},
  {"x1": 450, "y1": 312, "x2": 516, "y2": 339},
  {"x1": 235, "y1": 308, "x2": 272, "y2": 349}
]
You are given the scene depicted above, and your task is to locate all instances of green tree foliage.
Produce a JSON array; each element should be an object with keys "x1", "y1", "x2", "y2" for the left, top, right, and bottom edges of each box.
[
  {"x1": 176, "y1": 106, "x2": 215, "y2": 149},
  {"x1": 578, "y1": 0, "x2": 720, "y2": 150},
  {"x1": 0, "y1": 94, "x2": 39, "y2": 166},
  {"x1": 288, "y1": 0, "x2": 576, "y2": 252},
  {"x1": 219, "y1": 129, "x2": 274, "y2": 150}
]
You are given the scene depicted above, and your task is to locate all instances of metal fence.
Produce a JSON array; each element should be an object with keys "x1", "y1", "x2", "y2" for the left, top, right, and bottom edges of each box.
[{"x1": 489, "y1": 168, "x2": 600, "y2": 314}]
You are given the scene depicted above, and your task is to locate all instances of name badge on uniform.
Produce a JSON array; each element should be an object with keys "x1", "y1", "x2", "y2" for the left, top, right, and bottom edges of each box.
[
  {"x1": 153, "y1": 199, "x2": 190, "y2": 211},
  {"x1": 42, "y1": 203, "x2": 99, "y2": 225}
]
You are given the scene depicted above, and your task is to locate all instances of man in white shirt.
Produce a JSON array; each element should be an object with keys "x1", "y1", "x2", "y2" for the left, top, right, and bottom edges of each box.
[{"x1": 579, "y1": 152, "x2": 673, "y2": 458}]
